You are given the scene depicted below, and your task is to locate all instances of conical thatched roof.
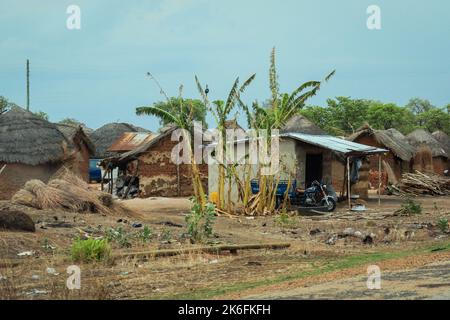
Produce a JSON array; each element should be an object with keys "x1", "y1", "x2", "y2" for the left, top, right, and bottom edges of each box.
[
  {"x1": 56, "y1": 123, "x2": 95, "y2": 155},
  {"x1": 432, "y1": 131, "x2": 450, "y2": 155},
  {"x1": 348, "y1": 124, "x2": 415, "y2": 162},
  {"x1": 0, "y1": 107, "x2": 67, "y2": 165},
  {"x1": 406, "y1": 129, "x2": 449, "y2": 158},
  {"x1": 281, "y1": 115, "x2": 326, "y2": 135},
  {"x1": 90, "y1": 123, "x2": 150, "y2": 158}
]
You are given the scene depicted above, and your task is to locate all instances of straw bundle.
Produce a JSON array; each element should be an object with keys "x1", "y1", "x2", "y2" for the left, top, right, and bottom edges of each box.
[{"x1": 12, "y1": 170, "x2": 114, "y2": 214}]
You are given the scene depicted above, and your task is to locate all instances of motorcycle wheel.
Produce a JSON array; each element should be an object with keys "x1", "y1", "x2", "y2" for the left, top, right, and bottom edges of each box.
[{"x1": 321, "y1": 197, "x2": 337, "y2": 212}]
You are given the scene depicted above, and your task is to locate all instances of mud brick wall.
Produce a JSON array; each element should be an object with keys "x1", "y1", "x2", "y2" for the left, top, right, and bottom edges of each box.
[
  {"x1": 137, "y1": 135, "x2": 208, "y2": 198},
  {"x1": 433, "y1": 156, "x2": 449, "y2": 175},
  {"x1": 0, "y1": 162, "x2": 61, "y2": 200}
]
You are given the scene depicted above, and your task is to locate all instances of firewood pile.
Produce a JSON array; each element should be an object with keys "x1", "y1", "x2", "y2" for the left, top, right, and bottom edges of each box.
[{"x1": 389, "y1": 171, "x2": 450, "y2": 196}]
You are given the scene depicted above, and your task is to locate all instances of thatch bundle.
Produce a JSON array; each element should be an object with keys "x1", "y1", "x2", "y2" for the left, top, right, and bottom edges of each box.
[
  {"x1": 12, "y1": 170, "x2": 113, "y2": 214},
  {"x1": 412, "y1": 144, "x2": 434, "y2": 173}
]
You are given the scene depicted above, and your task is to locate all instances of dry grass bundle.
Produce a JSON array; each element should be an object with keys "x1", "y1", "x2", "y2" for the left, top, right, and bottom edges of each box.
[{"x1": 12, "y1": 169, "x2": 115, "y2": 214}]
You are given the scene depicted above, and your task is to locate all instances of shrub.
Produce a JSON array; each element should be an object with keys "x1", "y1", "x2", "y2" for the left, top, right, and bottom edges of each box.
[
  {"x1": 399, "y1": 197, "x2": 423, "y2": 215},
  {"x1": 185, "y1": 197, "x2": 216, "y2": 243},
  {"x1": 105, "y1": 226, "x2": 132, "y2": 248},
  {"x1": 137, "y1": 226, "x2": 153, "y2": 243},
  {"x1": 71, "y1": 238, "x2": 111, "y2": 263},
  {"x1": 437, "y1": 219, "x2": 449, "y2": 233},
  {"x1": 274, "y1": 209, "x2": 298, "y2": 229}
]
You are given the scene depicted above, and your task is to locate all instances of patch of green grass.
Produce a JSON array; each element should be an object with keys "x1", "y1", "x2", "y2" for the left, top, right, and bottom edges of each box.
[
  {"x1": 71, "y1": 238, "x2": 111, "y2": 263},
  {"x1": 156, "y1": 241, "x2": 450, "y2": 300}
]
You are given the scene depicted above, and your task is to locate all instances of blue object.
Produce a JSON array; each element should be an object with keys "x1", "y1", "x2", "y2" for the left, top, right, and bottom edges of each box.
[
  {"x1": 89, "y1": 159, "x2": 102, "y2": 183},
  {"x1": 251, "y1": 179, "x2": 297, "y2": 208}
]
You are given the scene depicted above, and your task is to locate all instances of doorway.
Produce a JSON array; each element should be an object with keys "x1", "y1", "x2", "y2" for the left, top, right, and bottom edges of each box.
[{"x1": 305, "y1": 154, "x2": 323, "y2": 188}]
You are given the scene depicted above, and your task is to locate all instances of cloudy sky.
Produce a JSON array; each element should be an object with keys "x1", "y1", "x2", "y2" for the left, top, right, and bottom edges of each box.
[{"x1": 0, "y1": 0, "x2": 449, "y2": 131}]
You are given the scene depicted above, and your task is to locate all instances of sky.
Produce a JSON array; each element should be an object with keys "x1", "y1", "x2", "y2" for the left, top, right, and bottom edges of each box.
[{"x1": 0, "y1": 0, "x2": 449, "y2": 131}]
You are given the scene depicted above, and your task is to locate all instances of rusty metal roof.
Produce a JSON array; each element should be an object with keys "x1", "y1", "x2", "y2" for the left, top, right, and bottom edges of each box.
[{"x1": 107, "y1": 132, "x2": 156, "y2": 153}]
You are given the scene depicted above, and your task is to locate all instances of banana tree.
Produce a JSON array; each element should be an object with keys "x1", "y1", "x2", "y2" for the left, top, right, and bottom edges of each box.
[
  {"x1": 195, "y1": 75, "x2": 255, "y2": 211},
  {"x1": 239, "y1": 48, "x2": 335, "y2": 214}
]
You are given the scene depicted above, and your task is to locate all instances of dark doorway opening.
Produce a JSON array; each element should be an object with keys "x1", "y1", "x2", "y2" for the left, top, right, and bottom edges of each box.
[{"x1": 305, "y1": 154, "x2": 323, "y2": 188}]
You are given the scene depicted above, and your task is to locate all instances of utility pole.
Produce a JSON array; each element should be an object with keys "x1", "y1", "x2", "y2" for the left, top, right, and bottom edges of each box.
[{"x1": 26, "y1": 59, "x2": 30, "y2": 111}]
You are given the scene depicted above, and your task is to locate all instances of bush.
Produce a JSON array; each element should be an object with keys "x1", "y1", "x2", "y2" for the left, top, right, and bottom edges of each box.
[
  {"x1": 274, "y1": 209, "x2": 298, "y2": 229},
  {"x1": 185, "y1": 198, "x2": 216, "y2": 243},
  {"x1": 399, "y1": 197, "x2": 423, "y2": 216},
  {"x1": 437, "y1": 219, "x2": 449, "y2": 233},
  {"x1": 105, "y1": 226, "x2": 132, "y2": 248},
  {"x1": 137, "y1": 226, "x2": 153, "y2": 243},
  {"x1": 71, "y1": 238, "x2": 111, "y2": 263}
]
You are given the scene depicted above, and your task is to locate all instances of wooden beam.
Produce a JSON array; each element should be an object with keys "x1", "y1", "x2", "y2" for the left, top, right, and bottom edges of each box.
[
  {"x1": 347, "y1": 157, "x2": 351, "y2": 210},
  {"x1": 112, "y1": 243, "x2": 291, "y2": 261},
  {"x1": 378, "y1": 154, "x2": 382, "y2": 208}
]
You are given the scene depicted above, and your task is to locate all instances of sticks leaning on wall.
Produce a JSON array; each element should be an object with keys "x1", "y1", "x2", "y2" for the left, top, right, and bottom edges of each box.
[{"x1": 0, "y1": 164, "x2": 6, "y2": 176}]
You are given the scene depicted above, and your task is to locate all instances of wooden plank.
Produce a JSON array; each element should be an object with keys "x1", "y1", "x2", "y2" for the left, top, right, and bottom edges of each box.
[{"x1": 112, "y1": 243, "x2": 291, "y2": 261}]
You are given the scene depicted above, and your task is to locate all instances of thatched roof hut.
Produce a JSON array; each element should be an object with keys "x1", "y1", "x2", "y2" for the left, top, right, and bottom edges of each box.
[
  {"x1": 432, "y1": 131, "x2": 450, "y2": 155},
  {"x1": 56, "y1": 123, "x2": 95, "y2": 155},
  {"x1": 348, "y1": 124, "x2": 415, "y2": 162},
  {"x1": 90, "y1": 123, "x2": 150, "y2": 159},
  {"x1": 281, "y1": 115, "x2": 326, "y2": 135},
  {"x1": 406, "y1": 129, "x2": 449, "y2": 159},
  {"x1": 0, "y1": 107, "x2": 67, "y2": 166}
]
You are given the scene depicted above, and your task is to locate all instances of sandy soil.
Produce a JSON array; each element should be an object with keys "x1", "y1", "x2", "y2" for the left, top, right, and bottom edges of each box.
[{"x1": 0, "y1": 194, "x2": 449, "y2": 300}]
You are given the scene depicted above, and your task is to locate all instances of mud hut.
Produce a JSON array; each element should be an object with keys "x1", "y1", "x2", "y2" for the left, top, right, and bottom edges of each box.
[
  {"x1": 407, "y1": 129, "x2": 449, "y2": 175},
  {"x1": 56, "y1": 124, "x2": 95, "y2": 182},
  {"x1": 348, "y1": 124, "x2": 415, "y2": 181},
  {"x1": 100, "y1": 125, "x2": 208, "y2": 198},
  {"x1": 90, "y1": 123, "x2": 150, "y2": 159},
  {"x1": 0, "y1": 107, "x2": 69, "y2": 200},
  {"x1": 433, "y1": 131, "x2": 450, "y2": 165}
]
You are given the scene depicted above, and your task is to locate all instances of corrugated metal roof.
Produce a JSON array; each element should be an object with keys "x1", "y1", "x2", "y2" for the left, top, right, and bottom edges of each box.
[
  {"x1": 107, "y1": 132, "x2": 156, "y2": 152},
  {"x1": 283, "y1": 133, "x2": 388, "y2": 155}
]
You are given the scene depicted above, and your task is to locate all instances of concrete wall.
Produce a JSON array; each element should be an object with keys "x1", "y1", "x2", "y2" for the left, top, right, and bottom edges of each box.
[
  {"x1": 208, "y1": 138, "x2": 346, "y2": 202},
  {"x1": 0, "y1": 162, "x2": 62, "y2": 200},
  {"x1": 137, "y1": 135, "x2": 208, "y2": 198}
]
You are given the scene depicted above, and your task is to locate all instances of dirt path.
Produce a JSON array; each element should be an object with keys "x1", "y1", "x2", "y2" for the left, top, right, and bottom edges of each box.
[{"x1": 243, "y1": 259, "x2": 450, "y2": 300}]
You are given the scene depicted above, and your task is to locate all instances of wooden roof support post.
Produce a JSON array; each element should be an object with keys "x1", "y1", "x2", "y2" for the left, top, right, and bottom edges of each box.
[
  {"x1": 347, "y1": 156, "x2": 351, "y2": 210},
  {"x1": 378, "y1": 154, "x2": 382, "y2": 208}
]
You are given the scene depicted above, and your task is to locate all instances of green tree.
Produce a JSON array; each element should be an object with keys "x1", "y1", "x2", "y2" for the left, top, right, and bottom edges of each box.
[
  {"x1": 300, "y1": 106, "x2": 344, "y2": 136},
  {"x1": 417, "y1": 108, "x2": 450, "y2": 134},
  {"x1": 149, "y1": 98, "x2": 207, "y2": 127},
  {"x1": 326, "y1": 97, "x2": 371, "y2": 134},
  {"x1": 406, "y1": 98, "x2": 435, "y2": 126},
  {"x1": 366, "y1": 101, "x2": 416, "y2": 133}
]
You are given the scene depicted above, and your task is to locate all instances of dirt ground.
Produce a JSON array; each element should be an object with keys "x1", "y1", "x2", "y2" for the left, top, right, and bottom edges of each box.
[{"x1": 0, "y1": 194, "x2": 449, "y2": 300}]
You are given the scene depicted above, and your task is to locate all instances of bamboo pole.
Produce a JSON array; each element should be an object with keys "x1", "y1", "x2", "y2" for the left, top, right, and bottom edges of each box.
[{"x1": 347, "y1": 157, "x2": 351, "y2": 210}]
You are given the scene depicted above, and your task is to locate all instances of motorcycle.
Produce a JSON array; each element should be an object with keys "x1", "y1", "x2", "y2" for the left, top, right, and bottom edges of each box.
[{"x1": 297, "y1": 180, "x2": 337, "y2": 212}]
